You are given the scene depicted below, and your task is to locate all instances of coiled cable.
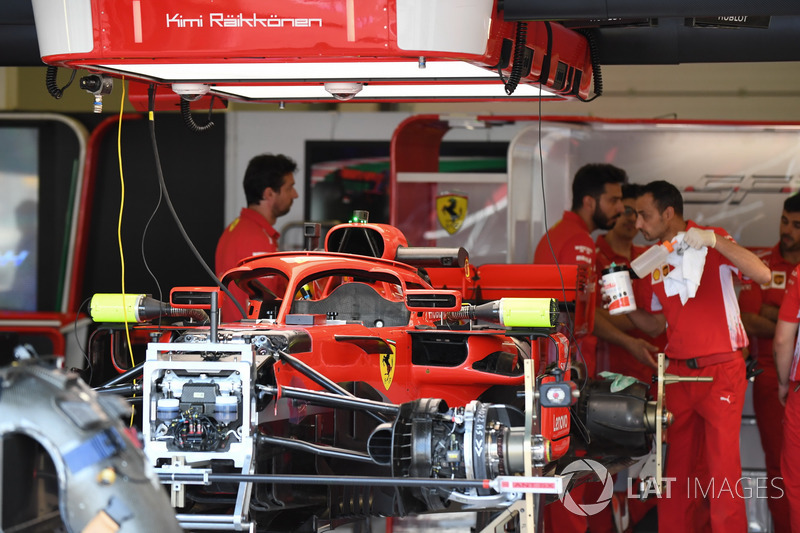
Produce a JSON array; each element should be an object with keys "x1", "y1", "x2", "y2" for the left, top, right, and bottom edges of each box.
[
  {"x1": 503, "y1": 22, "x2": 528, "y2": 95},
  {"x1": 45, "y1": 66, "x2": 76, "y2": 99},
  {"x1": 180, "y1": 95, "x2": 216, "y2": 133},
  {"x1": 576, "y1": 28, "x2": 603, "y2": 102}
]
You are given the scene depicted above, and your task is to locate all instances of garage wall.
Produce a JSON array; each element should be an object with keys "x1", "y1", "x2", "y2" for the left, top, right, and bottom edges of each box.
[
  {"x1": 225, "y1": 111, "x2": 408, "y2": 232},
  {"x1": 224, "y1": 111, "x2": 537, "y2": 232},
  {"x1": 6, "y1": 62, "x2": 800, "y2": 241}
]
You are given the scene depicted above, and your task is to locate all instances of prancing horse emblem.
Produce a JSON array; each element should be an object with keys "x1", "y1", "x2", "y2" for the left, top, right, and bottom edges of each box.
[
  {"x1": 436, "y1": 193, "x2": 468, "y2": 235},
  {"x1": 381, "y1": 343, "x2": 396, "y2": 390}
]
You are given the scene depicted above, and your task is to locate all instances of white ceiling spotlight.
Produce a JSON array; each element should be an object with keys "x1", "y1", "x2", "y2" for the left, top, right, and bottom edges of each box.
[
  {"x1": 171, "y1": 83, "x2": 211, "y2": 101},
  {"x1": 323, "y1": 82, "x2": 364, "y2": 101}
]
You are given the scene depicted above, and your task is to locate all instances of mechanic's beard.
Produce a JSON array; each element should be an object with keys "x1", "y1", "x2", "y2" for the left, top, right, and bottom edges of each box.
[
  {"x1": 781, "y1": 235, "x2": 800, "y2": 253},
  {"x1": 592, "y1": 207, "x2": 617, "y2": 231}
]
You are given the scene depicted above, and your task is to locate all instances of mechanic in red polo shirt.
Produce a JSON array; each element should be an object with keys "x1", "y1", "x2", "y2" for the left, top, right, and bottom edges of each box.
[
  {"x1": 215, "y1": 154, "x2": 299, "y2": 321},
  {"x1": 595, "y1": 183, "x2": 664, "y2": 383},
  {"x1": 534, "y1": 164, "x2": 659, "y2": 380},
  {"x1": 593, "y1": 183, "x2": 665, "y2": 533},
  {"x1": 627, "y1": 180, "x2": 770, "y2": 533},
  {"x1": 738, "y1": 194, "x2": 800, "y2": 532},
  {"x1": 535, "y1": 165, "x2": 660, "y2": 533},
  {"x1": 774, "y1": 264, "x2": 800, "y2": 529}
]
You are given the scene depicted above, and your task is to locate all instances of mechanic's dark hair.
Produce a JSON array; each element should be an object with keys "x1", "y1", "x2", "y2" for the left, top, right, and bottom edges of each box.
[
  {"x1": 640, "y1": 180, "x2": 684, "y2": 217},
  {"x1": 243, "y1": 154, "x2": 297, "y2": 206},
  {"x1": 784, "y1": 194, "x2": 800, "y2": 214},
  {"x1": 570, "y1": 163, "x2": 628, "y2": 211},
  {"x1": 622, "y1": 183, "x2": 642, "y2": 200}
]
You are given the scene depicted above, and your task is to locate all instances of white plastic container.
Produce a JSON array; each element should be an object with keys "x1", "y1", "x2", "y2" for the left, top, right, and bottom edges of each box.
[
  {"x1": 630, "y1": 240, "x2": 675, "y2": 279},
  {"x1": 156, "y1": 398, "x2": 179, "y2": 421},
  {"x1": 214, "y1": 395, "x2": 239, "y2": 424},
  {"x1": 601, "y1": 264, "x2": 637, "y2": 315}
]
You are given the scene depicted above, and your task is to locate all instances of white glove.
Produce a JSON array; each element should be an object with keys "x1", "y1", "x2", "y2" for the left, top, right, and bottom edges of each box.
[{"x1": 684, "y1": 227, "x2": 716, "y2": 250}]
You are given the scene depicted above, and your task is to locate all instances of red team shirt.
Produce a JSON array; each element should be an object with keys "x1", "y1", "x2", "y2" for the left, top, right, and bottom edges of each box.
[
  {"x1": 739, "y1": 246, "x2": 795, "y2": 532},
  {"x1": 534, "y1": 210, "x2": 598, "y2": 375},
  {"x1": 594, "y1": 234, "x2": 665, "y2": 382},
  {"x1": 594, "y1": 234, "x2": 647, "y2": 300},
  {"x1": 640, "y1": 221, "x2": 748, "y2": 359},
  {"x1": 778, "y1": 264, "x2": 800, "y2": 382},
  {"x1": 215, "y1": 207, "x2": 281, "y2": 321},
  {"x1": 534, "y1": 211, "x2": 595, "y2": 268},
  {"x1": 739, "y1": 243, "x2": 794, "y2": 362}
]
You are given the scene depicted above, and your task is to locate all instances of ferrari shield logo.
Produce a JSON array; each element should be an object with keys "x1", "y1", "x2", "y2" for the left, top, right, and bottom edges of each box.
[
  {"x1": 380, "y1": 343, "x2": 396, "y2": 390},
  {"x1": 436, "y1": 193, "x2": 468, "y2": 235}
]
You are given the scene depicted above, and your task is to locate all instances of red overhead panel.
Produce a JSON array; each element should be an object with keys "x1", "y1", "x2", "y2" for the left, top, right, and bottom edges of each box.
[{"x1": 32, "y1": 0, "x2": 594, "y2": 102}]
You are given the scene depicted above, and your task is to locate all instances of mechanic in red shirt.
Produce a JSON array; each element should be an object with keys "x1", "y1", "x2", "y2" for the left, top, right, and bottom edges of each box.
[
  {"x1": 595, "y1": 183, "x2": 663, "y2": 383},
  {"x1": 774, "y1": 264, "x2": 800, "y2": 529},
  {"x1": 215, "y1": 154, "x2": 299, "y2": 321},
  {"x1": 535, "y1": 165, "x2": 659, "y2": 533},
  {"x1": 627, "y1": 180, "x2": 770, "y2": 532},
  {"x1": 534, "y1": 164, "x2": 658, "y2": 380},
  {"x1": 593, "y1": 183, "x2": 664, "y2": 533},
  {"x1": 737, "y1": 194, "x2": 800, "y2": 532}
]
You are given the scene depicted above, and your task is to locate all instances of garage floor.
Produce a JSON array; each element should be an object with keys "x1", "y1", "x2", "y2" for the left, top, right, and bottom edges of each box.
[{"x1": 340, "y1": 507, "x2": 660, "y2": 532}]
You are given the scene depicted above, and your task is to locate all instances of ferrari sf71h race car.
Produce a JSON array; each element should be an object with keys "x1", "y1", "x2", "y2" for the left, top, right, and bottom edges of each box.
[{"x1": 80, "y1": 220, "x2": 665, "y2": 532}]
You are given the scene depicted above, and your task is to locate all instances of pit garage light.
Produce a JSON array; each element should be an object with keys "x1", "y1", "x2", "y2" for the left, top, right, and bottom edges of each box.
[
  {"x1": 209, "y1": 82, "x2": 556, "y2": 103},
  {"x1": 92, "y1": 60, "x2": 559, "y2": 102},
  {"x1": 95, "y1": 60, "x2": 503, "y2": 82}
]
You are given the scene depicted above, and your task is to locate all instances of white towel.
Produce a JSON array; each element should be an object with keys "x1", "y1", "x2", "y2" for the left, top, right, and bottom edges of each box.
[{"x1": 663, "y1": 233, "x2": 707, "y2": 305}]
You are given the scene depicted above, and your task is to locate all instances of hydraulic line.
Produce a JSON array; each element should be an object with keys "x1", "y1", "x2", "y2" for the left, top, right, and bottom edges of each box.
[
  {"x1": 95, "y1": 383, "x2": 143, "y2": 395},
  {"x1": 97, "y1": 362, "x2": 144, "y2": 388},
  {"x1": 258, "y1": 435, "x2": 375, "y2": 464},
  {"x1": 257, "y1": 384, "x2": 400, "y2": 416},
  {"x1": 277, "y1": 351, "x2": 389, "y2": 423}
]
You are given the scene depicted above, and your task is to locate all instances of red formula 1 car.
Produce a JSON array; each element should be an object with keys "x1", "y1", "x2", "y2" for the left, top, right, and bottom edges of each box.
[{"x1": 84, "y1": 221, "x2": 664, "y2": 532}]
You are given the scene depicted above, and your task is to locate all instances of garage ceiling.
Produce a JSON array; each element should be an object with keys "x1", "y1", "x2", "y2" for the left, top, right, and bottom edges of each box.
[{"x1": 3, "y1": 0, "x2": 800, "y2": 67}]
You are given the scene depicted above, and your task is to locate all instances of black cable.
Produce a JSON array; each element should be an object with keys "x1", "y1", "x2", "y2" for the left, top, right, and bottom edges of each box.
[
  {"x1": 576, "y1": 29, "x2": 603, "y2": 102},
  {"x1": 95, "y1": 383, "x2": 143, "y2": 395},
  {"x1": 537, "y1": 22, "x2": 554, "y2": 86},
  {"x1": 45, "y1": 66, "x2": 76, "y2": 99},
  {"x1": 143, "y1": 84, "x2": 166, "y2": 331},
  {"x1": 207, "y1": 96, "x2": 216, "y2": 123},
  {"x1": 180, "y1": 96, "x2": 215, "y2": 133},
  {"x1": 536, "y1": 89, "x2": 587, "y2": 392},
  {"x1": 503, "y1": 22, "x2": 528, "y2": 95},
  {"x1": 97, "y1": 361, "x2": 144, "y2": 389},
  {"x1": 147, "y1": 95, "x2": 248, "y2": 320}
]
